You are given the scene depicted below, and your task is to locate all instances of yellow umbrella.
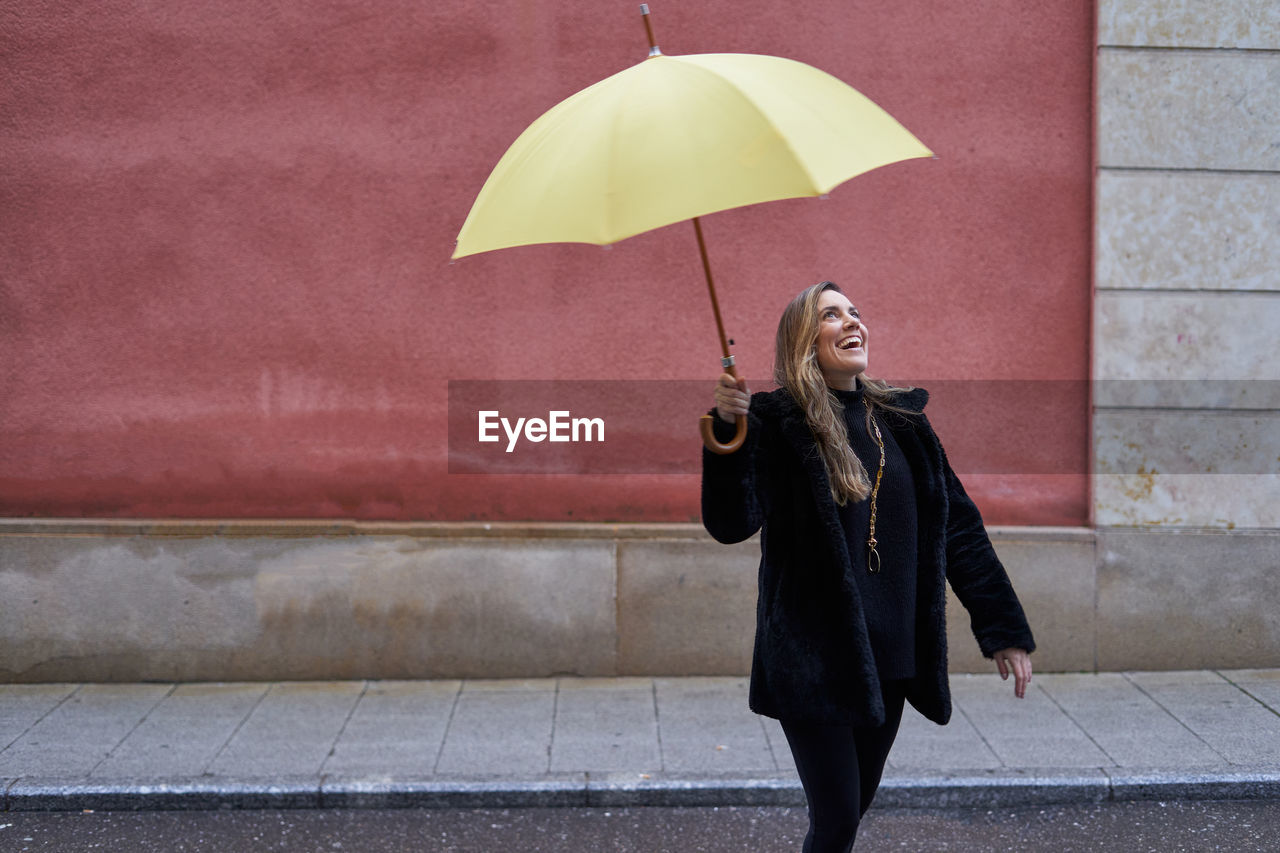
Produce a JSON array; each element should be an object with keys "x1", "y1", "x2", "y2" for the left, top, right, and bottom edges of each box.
[{"x1": 453, "y1": 6, "x2": 932, "y2": 453}]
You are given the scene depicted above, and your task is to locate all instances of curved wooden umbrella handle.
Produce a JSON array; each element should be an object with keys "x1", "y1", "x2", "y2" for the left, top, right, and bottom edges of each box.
[{"x1": 700, "y1": 412, "x2": 747, "y2": 454}]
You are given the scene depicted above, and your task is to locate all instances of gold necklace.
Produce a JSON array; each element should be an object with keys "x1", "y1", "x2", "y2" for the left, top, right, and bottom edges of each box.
[{"x1": 864, "y1": 398, "x2": 885, "y2": 574}]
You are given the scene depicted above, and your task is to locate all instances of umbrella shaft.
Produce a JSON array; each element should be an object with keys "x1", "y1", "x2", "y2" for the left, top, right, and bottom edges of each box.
[{"x1": 692, "y1": 217, "x2": 736, "y2": 376}]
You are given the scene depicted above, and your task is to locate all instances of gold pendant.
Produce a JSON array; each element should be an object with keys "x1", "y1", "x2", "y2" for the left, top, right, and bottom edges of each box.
[{"x1": 868, "y1": 546, "x2": 881, "y2": 574}]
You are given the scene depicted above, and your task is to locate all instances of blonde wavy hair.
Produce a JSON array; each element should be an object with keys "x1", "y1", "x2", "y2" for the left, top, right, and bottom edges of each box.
[{"x1": 773, "y1": 281, "x2": 917, "y2": 506}]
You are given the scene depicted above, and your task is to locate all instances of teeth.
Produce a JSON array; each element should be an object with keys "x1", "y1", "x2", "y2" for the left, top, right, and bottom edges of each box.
[{"x1": 840, "y1": 337, "x2": 862, "y2": 349}]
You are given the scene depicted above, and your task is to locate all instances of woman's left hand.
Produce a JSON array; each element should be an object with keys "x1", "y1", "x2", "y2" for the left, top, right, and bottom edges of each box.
[{"x1": 993, "y1": 648, "x2": 1032, "y2": 699}]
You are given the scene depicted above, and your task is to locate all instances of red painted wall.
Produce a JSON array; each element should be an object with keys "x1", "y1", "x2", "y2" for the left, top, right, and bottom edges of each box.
[{"x1": 0, "y1": 1, "x2": 1093, "y2": 525}]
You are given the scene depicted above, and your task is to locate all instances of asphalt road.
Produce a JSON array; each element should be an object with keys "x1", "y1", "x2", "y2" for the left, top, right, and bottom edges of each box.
[{"x1": 1, "y1": 800, "x2": 1277, "y2": 852}]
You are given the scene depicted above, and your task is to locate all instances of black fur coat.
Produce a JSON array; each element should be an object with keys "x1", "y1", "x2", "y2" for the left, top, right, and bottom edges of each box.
[{"x1": 701, "y1": 385, "x2": 1035, "y2": 727}]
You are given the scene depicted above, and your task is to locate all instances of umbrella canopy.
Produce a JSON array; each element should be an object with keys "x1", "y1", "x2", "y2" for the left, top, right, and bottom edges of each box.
[
  {"x1": 452, "y1": 51, "x2": 933, "y2": 259},
  {"x1": 452, "y1": 19, "x2": 933, "y2": 455}
]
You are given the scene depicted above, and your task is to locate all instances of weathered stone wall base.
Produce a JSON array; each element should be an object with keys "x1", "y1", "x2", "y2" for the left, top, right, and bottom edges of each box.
[{"x1": 3, "y1": 521, "x2": 1275, "y2": 681}]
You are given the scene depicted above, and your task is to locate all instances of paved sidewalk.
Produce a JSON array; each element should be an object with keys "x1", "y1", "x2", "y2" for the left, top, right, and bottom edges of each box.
[{"x1": 2, "y1": 670, "x2": 1279, "y2": 812}]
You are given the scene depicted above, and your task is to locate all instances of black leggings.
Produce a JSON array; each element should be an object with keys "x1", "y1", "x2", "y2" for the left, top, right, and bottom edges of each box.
[{"x1": 780, "y1": 681, "x2": 908, "y2": 853}]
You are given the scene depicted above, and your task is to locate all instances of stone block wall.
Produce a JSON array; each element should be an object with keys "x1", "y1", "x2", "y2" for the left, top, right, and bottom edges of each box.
[
  {"x1": 1095, "y1": 1, "x2": 1279, "y2": 528},
  {"x1": 1092, "y1": 1, "x2": 1280, "y2": 667}
]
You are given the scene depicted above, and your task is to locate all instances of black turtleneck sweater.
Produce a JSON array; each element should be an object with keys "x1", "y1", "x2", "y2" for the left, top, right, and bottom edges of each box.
[{"x1": 831, "y1": 381, "x2": 918, "y2": 681}]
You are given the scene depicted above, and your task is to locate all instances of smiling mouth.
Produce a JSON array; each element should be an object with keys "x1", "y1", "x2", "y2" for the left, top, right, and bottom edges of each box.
[{"x1": 838, "y1": 336, "x2": 863, "y2": 350}]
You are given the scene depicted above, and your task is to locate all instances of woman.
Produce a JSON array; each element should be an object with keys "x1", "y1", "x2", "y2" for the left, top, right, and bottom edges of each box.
[{"x1": 702, "y1": 281, "x2": 1034, "y2": 852}]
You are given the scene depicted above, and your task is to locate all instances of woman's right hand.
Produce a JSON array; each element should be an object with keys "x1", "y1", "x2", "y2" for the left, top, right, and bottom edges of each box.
[{"x1": 713, "y1": 372, "x2": 750, "y2": 424}]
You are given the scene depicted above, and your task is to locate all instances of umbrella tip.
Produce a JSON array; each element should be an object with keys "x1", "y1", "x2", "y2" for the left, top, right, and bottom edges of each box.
[{"x1": 639, "y1": 4, "x2": 661, "y2": 57}]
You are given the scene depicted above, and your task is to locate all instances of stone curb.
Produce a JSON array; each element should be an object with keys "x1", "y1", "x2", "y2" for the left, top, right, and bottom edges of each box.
[
  {"x1": 6, "y1": 778, "x2": 321, "y2": 812},
  {"x1": 5, "y1": 769, "x2": 1280, "y2": 812},
  {"x1": 320, "y1": 777, "x2": 591, "y2": 809},
  {"x1": 877, "y1": 770, "x2": 1110, "y2": 808},
  {"x1": 1107, "y1": 769, "x2": 1280, "y2": 802}
]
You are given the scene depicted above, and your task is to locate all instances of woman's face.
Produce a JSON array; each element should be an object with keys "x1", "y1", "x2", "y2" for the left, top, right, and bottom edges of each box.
[{"x1": 814, "y1": 289, "x2": 868, "y2": 389}]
